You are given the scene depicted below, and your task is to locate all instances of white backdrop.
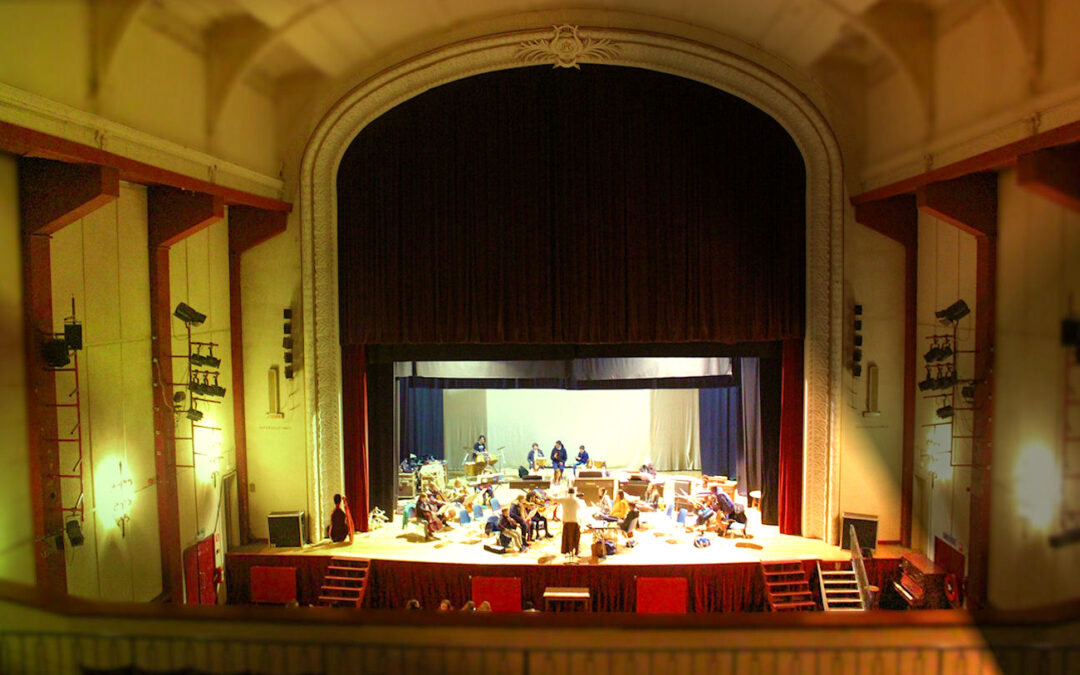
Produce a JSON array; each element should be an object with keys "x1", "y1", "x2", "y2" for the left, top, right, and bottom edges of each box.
[{"x1": 443, "y1": 389, "x2": 699, "y2": 471}]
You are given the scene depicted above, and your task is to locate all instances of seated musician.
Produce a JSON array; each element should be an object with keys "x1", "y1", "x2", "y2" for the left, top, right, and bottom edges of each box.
[
  {"x1": 527, "y1": 442, "x2": 544, "y2": 471},
  {"x1": 472, "y1": 435, "x2": 488, "y2": 462},
  {"x1": 414, "y1": 493, "x2": 442, "y2": 539},
  {"x1": 712, "y1": 487, "x2": 748, "y2": 530},
  {"x1": 611, "y1": 490, "x2": 631, "y2": 521},
  {"x1": 550, "y1": 440, "x2": 568, "y2": 484},
  {"x1": 639, "y1": 458, "x2": 658, "y2": 479},
  {"x1": 327, "y1": 493, "x2": 355, "y2": 544},
  {"x1": 526, "y1": 491, "x2": 553, "y2": 538},
  {"x1": 591, "y1": 487, "x2": 616, "y2": 521},
  {"x1": 573, "y1": 445, "x2": 589, "y2": 474},
  {"x1": 636, "y1": 482, "x2": 664, "y2": 512},
  {"x1": 496, "y1": 505, "x2": 526, "y2": 551},
  {"x1": 509, "y1": 495, "x2": 533, "y2": 544}
]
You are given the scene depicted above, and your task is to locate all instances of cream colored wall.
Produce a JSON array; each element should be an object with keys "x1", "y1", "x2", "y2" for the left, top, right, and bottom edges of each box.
[
  {"x1": 0, "y1": 0, "x2": 90, "y2": 111},
  {"x1": 839, "y1": 219, "x2": 906, "y2": 543},
  {"x1": 988, "y1": 169, "x2": 1080, "y2": 609},
  {"x1": 168, "y1": 219, "x2": 235, "y2": 569},
  {"x1": 0, "y1": 154, "x2": 36, "y2": 585},
  {"x1": 47, "y1": 182, "x2": 160, "y2": 601},
  {"x1": 913, "y1": 207, "x2": 978, "y2": 562},
  {"x1": 239, "y1": 214, "x2": 308, "y2": 540}
]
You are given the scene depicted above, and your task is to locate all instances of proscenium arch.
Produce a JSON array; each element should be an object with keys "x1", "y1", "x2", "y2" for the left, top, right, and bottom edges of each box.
[{"x1": 299, "y1": 26, "x2": 845, "y2": 543}]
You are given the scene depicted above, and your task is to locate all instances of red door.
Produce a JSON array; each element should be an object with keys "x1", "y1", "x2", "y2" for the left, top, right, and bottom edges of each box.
[{"x1": 183, "y1": 535, "x2": 219, "y2": 605}]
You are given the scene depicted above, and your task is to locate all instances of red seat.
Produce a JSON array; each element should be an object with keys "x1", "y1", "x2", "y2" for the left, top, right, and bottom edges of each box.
[{"x1": 636, "y1": 577, "x2": 688, "y2": 613}]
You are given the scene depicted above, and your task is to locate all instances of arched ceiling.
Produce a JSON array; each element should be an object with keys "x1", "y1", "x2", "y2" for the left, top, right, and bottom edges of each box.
[{"x1": 98, "y1": 0, "x2": 1005, "y2": 166}]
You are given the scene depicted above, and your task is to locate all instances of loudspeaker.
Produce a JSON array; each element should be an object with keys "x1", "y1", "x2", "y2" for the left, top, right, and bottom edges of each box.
[
  {"x1": 840, "y1": 512, "x2": 878, "y2": 553},
  {"x1": 267, "y1": 511, "x2": 305, "y2": 548},
  {"x1": 64, "y1": 323, "x2": 83, "y2": 351},
  {"x1": 65, "y1": 519, "x2": 84, "y2": 547},
  {"x1": 42, "y1": 339, "x2": 70, "y2": 368}
]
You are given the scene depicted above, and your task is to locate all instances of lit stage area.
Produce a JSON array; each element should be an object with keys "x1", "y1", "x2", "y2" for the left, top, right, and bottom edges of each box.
[{"x1": 228, "y1": 355, "x2": 908, "y2": 612}]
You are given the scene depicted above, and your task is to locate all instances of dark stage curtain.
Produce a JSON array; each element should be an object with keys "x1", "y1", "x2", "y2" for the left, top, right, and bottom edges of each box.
[
  {"x1": 699, "y1": 386, "x2": 740, "y2": 478},
  {"x1": 778, "y1": 339, "x2": 805, "y2": 535},
  {"x1": 739, "y1": 357, "x2": 763, "y2": 497},
  {"x1": 399, "y1": 378, "x2": 444, "y2": 460},
  {"x1": 404, "y1": 375, "x2": 733, "y2": 390},
  {"x1": 341, "y1": 346, "x2": 370, "y2": 532},
  {"x1": 337, "y1": 65, "x2": 805, "y2": 346}
]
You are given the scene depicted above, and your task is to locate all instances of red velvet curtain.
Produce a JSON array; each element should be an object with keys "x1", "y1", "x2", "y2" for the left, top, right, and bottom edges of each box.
[
  {"x1": 778, "y1": 338, "x2": 804, "y2": 535},
  {"x1": 337, "y1": 65, "x2": 805, "y2": 347},
  {"x1": 341, "y1": 345, "x2": 370, "y2": 532}
]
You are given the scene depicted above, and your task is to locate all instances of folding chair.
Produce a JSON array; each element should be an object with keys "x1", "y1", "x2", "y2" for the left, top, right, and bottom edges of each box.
[{"x1": 676, "y1": 508, "x2": 687, "y2": 525}]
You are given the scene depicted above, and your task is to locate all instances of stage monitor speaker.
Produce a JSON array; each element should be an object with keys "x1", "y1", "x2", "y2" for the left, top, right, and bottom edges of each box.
[
  {"x1": 840, "y1": 512, "x2": 878, "y2": 553},
  {"x1": 578, "y1": 470, "x2": 604, "y2": 478},
  {"x1": 267, "y1": 511, "x2": 305, "y2": 548}
]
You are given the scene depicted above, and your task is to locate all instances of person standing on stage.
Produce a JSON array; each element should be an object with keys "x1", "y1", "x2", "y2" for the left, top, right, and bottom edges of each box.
[
  {"x1": 573, "y1": 445, "x2": 589, "y2": 475},
  {"x1": 527, "y1": 442, "x2": 544, "y2": 471},
  {"x1": 550, "y1": 440, "x2": 568, "y2": 484},
  {"x1": 327, "y1": 493, "x2": 355, "y2": 544},
  {"x1": 556, "y1": 486, "x2": 585, "y2": 559}
]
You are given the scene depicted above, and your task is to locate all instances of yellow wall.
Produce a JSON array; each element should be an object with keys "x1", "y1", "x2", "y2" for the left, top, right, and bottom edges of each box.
[
  {"x1": 0, "y1": 153, "x2": 35, "y2": 585},
  {"x1": 839, "y1": 219, "x2": 906, "y2": 543},
  {"x1": 988, "y1": 169, "x2": 1080, "y2": 608}
]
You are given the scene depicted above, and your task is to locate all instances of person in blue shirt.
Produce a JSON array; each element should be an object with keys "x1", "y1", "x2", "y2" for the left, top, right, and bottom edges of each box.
[
  {"x1": 527, "y1": 442, "x2": 544, "y2": 471},
  {"x1": 573, "y1": 445, "x2": 589, "y2": 475},
  {"x1": 550, "y1": 440, "x2": 568, "y2": 484},
  {"x1": 472, "y1": 435, "x2": 487, "y2": 461}
]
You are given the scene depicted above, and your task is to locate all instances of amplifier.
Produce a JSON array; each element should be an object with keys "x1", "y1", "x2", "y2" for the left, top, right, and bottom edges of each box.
[
  {"x1": 578, "y1": 470, "x2": 604, "y2": 478},
  {"x1": 268, "y1": 511, "x2": 305, "y2": 548}
]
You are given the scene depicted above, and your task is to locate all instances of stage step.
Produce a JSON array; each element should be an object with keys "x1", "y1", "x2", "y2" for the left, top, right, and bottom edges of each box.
[
  {"x1": 817, "y1": 561, "x2": 866, "y2": 611},
  {"x1": 760, "y1": 562, "x2": 817, "y2": 612},
  {"x1": 317, "y1": 558, "x2": 371, "y2": 608}
]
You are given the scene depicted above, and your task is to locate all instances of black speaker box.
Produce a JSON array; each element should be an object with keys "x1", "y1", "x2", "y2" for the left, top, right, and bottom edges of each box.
[
  {"x1": 64, "y1": 323, "x2": 83, "y2": 350},
  {"x1": 268, "y1": 511, "x2": 305, "y2": 548},
  {"x1": 840, "y1": 512, "x2": 878, "y2": 553},
  {"x1": 42, "y1": 339, "x2": 70, "y2": 368}
]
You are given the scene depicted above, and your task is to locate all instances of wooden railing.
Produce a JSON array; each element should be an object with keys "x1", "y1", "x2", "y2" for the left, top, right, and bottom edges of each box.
[{"x1": 850, "y1": 524, "x2": 872, "y2": 610}]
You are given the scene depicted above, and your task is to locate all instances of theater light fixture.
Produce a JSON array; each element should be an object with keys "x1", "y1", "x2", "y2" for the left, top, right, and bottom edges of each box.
[
  {"x1": 42, "y1": 338, "x2": 71, "y2": 368},
  {"x1": 173, "y1": 302, "x2": 206, "y2": 326},
  {"x1": 918, "y1": 367, "x2": 936, "y2": 392},
  {"x1": 935, "y1": 404, "x2": 954, "y2": 419},
  {"x1": 936, "y1": 299, "x2": 970, "y2": 326},
  {"x1": 852, "y1": 304, "x2": 863, "y2": 378},
  {"x1": 961, "y1": 381, "x2": 977, "y2": 400},
  {"x1": 186, "y1": 407, "x2": 204, "y2": 422},
  {"x1": 65, "y1": 519, "x2": 84, "y2": 547},
  {"x1": 1050, "y1": 527, "x2": 1080, "y2": 548}
]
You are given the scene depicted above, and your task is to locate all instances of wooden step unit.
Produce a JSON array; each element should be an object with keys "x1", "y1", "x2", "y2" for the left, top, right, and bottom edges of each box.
[
  {"x1": 317, "y1": 557, "x2": 370, "y2": 608},
  {"x1": 760, "y1": 560, "x2": 816, "y2": 611},
  {"x1": 818, "y1": 561, "x2": 865, "y2": 611}
]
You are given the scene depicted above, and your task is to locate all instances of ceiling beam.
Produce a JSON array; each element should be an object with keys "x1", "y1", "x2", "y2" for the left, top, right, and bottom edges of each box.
[
  {"x1": 18, "y1": 158, "x2": 120, "y2": 235},
  {"x1": 1017, "y1": 143, "x2": 1080, "y2": 213},
  {"x1": 148, "y1": 186, "x2": 224, "y2": 249},
  {"x1": 916, "y1": 173, "x2": 998, "y2": 237}
]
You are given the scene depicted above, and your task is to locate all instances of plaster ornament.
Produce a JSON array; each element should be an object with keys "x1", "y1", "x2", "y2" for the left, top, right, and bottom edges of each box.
[{"x1": 516, "y1": 25, "x2": 620, "y2": 69}]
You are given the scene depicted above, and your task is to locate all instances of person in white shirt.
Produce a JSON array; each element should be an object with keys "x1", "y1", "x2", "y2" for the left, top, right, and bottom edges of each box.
[{"x1": 556, "y1": 487, "x2": 585, "y2": 557}]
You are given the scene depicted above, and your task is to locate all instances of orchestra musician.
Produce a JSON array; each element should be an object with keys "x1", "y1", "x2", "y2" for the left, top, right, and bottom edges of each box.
[
  {"x1": 472, "y1": 435, "x2": 488, "y2": 462},
  {"x1": 573, "y1": 445, "x2": 589, "y2": 475},
  {"x1": 414, "y1": 493, "x2": 443, "y2": 539},
  {"x1": 327, "y1": 493, "x2": 355, "y2": 544},
  {"x1": 527, "y1": 442, "x2": 544, "y2": 471},
  {"x1": 550, "y1": 440, "x2": 568, "y2": 484},
  {"x1": 527, "y1": 490, "x2": 553, "y2": 539}
]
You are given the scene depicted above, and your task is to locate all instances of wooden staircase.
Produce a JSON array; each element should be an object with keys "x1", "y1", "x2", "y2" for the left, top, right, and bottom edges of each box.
[
  {"x1": 317, "y1": 557, "x2": 370, "y2": 607},
  {"x1": 818, "y1": 561, "x2": 865, "y2": 611},
  {"x1": 761, "y1": 560, "x2": 816, "y2": 611}
]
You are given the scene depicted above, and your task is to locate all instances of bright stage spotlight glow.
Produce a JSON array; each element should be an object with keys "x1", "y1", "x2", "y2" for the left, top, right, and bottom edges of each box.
[{"x1": 1014, "y1": 443, "x2": 1061, "y2": 532}]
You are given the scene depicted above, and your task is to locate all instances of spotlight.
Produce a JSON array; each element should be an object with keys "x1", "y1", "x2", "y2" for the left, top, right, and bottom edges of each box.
[
  {"x1": 853, "y1": 364, "x2": 862, "y2": 377},
  {"x1": 173, "y1": 391, "x2": 186, "y2": 404},
  {"x1": 961, "y1": 382, "x2": 977, "y2": 400},
  {"x1": 1049, "y1": 527, "x2": 1080, "y2": 548},
  {"x1": 934, "y1": 369, "x2": 957, "y2": 391},
  {"x1": 65, "y1": 519, "x2": 84, "y2": 547},
  {"x1": 42, "y1": 338, "x2": 70, "y2": 368},
  {"x1": 918, "y1": 368, "x2": 936, "y2": 391},
  {"x1": 173, "y1": 302, "x2": 206, "y2": 326},
  {"x1": 205, "y1": 374, "x2": 226, "y2": 398},
  {"x1": 936, "y1": 404, "x2": 954, "y2": 419},
  {"x1": 936, "y1": 299, "x2": 970, "y2": 326},
  {"x1": 185, "y1": 407, "x2": 203, "y2": 422}
]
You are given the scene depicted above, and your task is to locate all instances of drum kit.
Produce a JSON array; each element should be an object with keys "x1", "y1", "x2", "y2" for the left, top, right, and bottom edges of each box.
[{"x1": 463, "y1": 446, "x2": 501, "y2": 477}]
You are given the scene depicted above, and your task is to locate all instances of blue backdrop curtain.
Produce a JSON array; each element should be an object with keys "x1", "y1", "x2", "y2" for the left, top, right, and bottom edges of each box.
[
  {"x1": 699, "y1": 386, "x2": 741, "y2": 478},
  {"x1": 399, "y1": 377, "x2": 445, "y2": 460},
  {"x1": 739, "y1": 357, "x2": 763, "y2": 497}
]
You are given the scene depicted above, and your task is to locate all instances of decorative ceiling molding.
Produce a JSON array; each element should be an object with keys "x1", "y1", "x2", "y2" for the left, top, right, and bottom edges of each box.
[
  {"x1": 515, "y1": 25, "x2": 621, "y2": 69},
  {"x1": 298, "y1": 26, "x2": 845, "y2": 543}
]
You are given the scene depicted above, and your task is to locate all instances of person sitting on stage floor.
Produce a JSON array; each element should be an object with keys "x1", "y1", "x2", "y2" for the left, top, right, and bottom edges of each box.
[
  {"x1": 713, "y1": 486, "x2": 749, "y2": 533},
  {"x1": 639, "y1": 458, "x2": 658, "y2": 479},
  {"x1": 496, "y1": 505, "x2": 526, "y2": 551},
  {"x1": 527, "y1": 442, "x2": 544, "y2": 471},
  {"x1": 327, "y1": 493, "x2": 355, "y2": 544},
  {"x1": 556, "y1": 487, "x2": 585, "y2": 558},
  {"x1": 527, "y1": 491, "x2": 553, "y2": 539},
  {"x1": 550, "y1": 440, "x2": 568, "y2": 484},
  {"x1": 509, "y1": 495, "x2": 532, "y2": 544},
  {"x1": 591, "y1": 487, "x2": 616, "y2": 521},
  {"x1": 573, "y1": 445, "x2": 589, "y2": 474}
]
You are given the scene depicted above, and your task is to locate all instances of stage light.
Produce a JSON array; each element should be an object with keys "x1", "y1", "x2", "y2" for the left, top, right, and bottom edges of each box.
[
  {"x1": 853, "y1": 364, "x2": 862, "y2": 377},
  {"x1": 935, "y1": 404, "x2": 953, "y2": 419},
  {"x1": 283, "y1": 307, "x2": 295, "y2": 380},
  {"x1": 173, "y1": 391, "x2": 186, "y2": 404},
  {"x1": 65, "y1": 519, "x2": 84, "y2": 547},
  {"x1": 1050, "y1": 527, "x2": 1080, "y2": 548},
  {"x1": 42, "y1": 338, "x2": 70, "y2": 368},
  {"x1": 936, "y1": 299, "x2": 970, "y2": 325},
  {"x1": 918, "y1": 368, "x2": 935, "y2": 391},
  {"x1": 186, "y1": 407, "x2": 203, "y2": 422},
  {"x1": 851, "y1": 303, "x2": 863, "y2": 377},
  {"x1": 173, "y1": 302, "x2": 206, "y2": 326},
  {"x1": 64, "y1": 322, "x2": 82, "y2": 351},
  {"x1": 961, "y1": 382, "x2": 977, "y2": 400}
]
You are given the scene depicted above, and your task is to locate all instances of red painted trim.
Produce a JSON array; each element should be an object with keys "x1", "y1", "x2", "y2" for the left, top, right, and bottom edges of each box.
[
  {"x1": 228, "y1": 252, "x2": 251, "y2": 544},
  {"x1": 916, "y1": 174, "x2": 998, "y2": 237},
  {"x1": 1017, "y1": 143, "x2": 1080, "y2": 213},
  {"x1": 147, "y1": 188, "x2": 224, "y2": 603},
  {"x1": 18, "y1": 159, "x2": 119, "y2": 235},
  {"x1": 853, "y1": 196, "x2": 918, "y2": 548},
  {"x1": 0, "y1": 121, "x2": 291, "y2": 213},
  {"x1": 228, "y1": 205, "x2": 288, "y2": 254},
  {"x1": 852, "y1": 120, "x2": 1080, "y2": 205}
]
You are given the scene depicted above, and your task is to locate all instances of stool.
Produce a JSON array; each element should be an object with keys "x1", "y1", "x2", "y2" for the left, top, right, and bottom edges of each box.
[
  {"x1": 543, "y1": 586, "x2": 591, "y2": 612},
  {"x1": 749, "y1": 490, "x2": 761, "y2": 510}
]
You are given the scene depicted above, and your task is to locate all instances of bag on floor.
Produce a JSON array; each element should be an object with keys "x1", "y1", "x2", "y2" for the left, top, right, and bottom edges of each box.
[{"x1": 694, "y1": 536, "x2": 711, "y2": 548}]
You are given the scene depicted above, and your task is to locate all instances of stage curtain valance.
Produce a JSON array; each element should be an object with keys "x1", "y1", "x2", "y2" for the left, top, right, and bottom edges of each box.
[{"x1": 337, "y1": 65, "x2": 805, "y2": 346}]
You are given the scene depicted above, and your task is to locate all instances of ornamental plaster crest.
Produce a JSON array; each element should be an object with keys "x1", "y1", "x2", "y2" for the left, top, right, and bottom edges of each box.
[{"x1": 516, "y1": 25, "x2": 620, "y2": 68}]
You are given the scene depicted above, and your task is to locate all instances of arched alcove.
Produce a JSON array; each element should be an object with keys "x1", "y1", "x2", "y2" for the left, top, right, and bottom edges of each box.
[{"x1": 298, "y1": 26, "x2": 844, "y2": 543}]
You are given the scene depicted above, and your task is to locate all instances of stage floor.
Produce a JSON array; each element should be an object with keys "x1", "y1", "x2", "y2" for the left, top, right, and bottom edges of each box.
[{"x1": 236, "y1": 498, "x2": 905, "y2": 567}]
